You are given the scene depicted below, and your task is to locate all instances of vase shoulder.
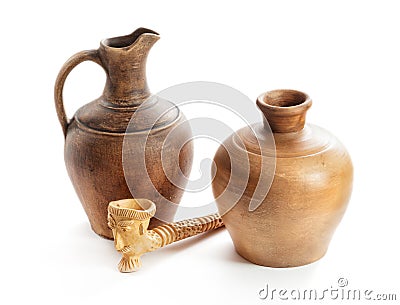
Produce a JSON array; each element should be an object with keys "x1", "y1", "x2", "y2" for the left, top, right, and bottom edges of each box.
[
  {"x1": 73, "y1": 96, "x2": 180, "y2": 134},
  {"x1": 231, "y1": 123, "x2": 339, "y2": 159}
]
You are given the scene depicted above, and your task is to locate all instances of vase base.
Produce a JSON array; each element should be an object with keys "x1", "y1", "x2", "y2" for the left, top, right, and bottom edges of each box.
[{"x1": 234, "y1": 246, "x2": 328, "y2": 268}]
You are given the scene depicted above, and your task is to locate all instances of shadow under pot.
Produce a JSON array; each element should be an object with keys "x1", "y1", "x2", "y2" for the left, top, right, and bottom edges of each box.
[{"x1": 212, "y1": 89, "x2": 353, "y2": 267}]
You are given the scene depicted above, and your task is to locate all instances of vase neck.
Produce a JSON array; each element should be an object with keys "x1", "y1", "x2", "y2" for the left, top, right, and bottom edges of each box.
[
  {"x1": 98, "y1": 28, "x2": 159, "y2": 106},
  {"x1": 256, "y1": 89, "x2": 312, "y2": 133}
]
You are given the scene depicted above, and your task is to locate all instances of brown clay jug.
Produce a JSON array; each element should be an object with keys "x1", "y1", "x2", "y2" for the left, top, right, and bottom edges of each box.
[
  {"x1": 212, "y1": 89, "x2": 353, "y2": 267},
  {"x1": 55, "y1": 28, "x2": 193, "y2": 239}
]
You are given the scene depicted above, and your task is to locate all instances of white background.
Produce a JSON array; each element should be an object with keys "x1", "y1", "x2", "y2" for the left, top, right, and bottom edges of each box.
[{"x1": 1, "y1": 1, "x2": 399, "y2": 304}]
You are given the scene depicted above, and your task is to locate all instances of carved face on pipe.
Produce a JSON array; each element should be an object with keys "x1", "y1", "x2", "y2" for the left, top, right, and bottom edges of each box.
[{"x1": 107, "y1": 199, "x2": 159, "y2": 272}]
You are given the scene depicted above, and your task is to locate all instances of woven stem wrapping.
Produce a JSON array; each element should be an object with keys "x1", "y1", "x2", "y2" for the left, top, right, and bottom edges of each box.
[{"x1": 151, "y1": 213, "x2": 224, "y2": 247}]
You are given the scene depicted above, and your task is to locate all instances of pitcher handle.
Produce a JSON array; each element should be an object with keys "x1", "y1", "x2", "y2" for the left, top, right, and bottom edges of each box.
[{"x1": 54, "y1": 49, "x2": 103, "y2": 138}]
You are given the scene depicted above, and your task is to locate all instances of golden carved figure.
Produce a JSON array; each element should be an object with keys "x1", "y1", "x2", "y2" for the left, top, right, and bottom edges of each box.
[{"x1": 108, "y1": 199, "x2": 224, "y2": 272}]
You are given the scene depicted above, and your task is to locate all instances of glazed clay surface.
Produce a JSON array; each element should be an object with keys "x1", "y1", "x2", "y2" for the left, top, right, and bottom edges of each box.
[
  {"x1": 55, "y1": 28, "x2": 193, "y2": 239},
  {"x1": 212, "y1": 89, "x2": 353, "y2": 267}
]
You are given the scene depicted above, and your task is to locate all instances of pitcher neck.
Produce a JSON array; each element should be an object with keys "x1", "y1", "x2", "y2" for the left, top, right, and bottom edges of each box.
[{"x1": 98, "y1": 28, "x2": 159, "y2": 106}]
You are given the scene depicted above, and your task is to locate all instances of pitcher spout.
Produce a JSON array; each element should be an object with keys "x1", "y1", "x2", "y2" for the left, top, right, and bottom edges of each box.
[
  {"x1": 99, "y1": 28, "x2": 160, "y2": 105},
  {"x1": 101, "y1": 28, "x2": 160, "y2": 50}
]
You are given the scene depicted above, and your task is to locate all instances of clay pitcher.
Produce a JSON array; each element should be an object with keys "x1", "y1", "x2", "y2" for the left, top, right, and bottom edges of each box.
[
  {"x1": 212, "y1": 89, "x2": 353, "y2": 267},
  {"x1": 55, "y1": 28, "x2": 193, "y2": 239}
]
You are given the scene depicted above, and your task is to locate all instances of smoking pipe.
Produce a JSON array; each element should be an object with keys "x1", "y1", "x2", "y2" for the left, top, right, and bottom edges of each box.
[{"x1": 107, "y1": 199, "x2": 224, "y2": 272}]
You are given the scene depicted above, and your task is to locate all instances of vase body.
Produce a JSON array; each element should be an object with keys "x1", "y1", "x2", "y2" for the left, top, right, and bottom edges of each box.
[
  {"x1": 55, "y1": 28, "x2": 193, "y2": 239},
  {"x1": 212, "y1": 89, "x2": 353, "y2": 267}
]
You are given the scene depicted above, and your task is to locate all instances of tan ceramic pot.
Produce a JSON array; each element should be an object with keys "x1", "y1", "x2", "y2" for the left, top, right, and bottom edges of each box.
[
  {"x1": 212, "y1": 89, "x2": 353, "y2": 267},
  {"x1": 55, "y1": 28, "x2": 193, "y2": 239}
]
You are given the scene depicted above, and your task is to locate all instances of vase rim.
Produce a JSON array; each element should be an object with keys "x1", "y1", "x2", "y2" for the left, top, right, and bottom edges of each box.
[{"x1": 257, "y1": 89, "x2": 312, "y2": 115}]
